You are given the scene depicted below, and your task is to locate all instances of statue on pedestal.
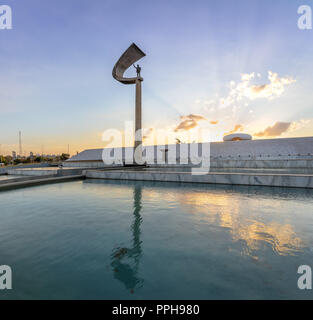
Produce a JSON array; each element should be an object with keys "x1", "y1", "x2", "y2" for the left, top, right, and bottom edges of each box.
[{"x1": 133, "y1": 64, "x2": 141, "y2": 78}]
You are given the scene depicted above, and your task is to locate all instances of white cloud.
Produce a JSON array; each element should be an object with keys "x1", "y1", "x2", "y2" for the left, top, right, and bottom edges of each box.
[
  {"x1": 228, "y1": 71, "x2": 296, "y2": 102},
  {"x1": 289, "y1": 119, "x2": 311, "y2": 132}
]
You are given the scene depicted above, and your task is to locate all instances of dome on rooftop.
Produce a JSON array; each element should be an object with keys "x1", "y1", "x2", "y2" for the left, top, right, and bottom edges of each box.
[{"x1": 223, "y1": 133, "x2": 252, "y2": 142}]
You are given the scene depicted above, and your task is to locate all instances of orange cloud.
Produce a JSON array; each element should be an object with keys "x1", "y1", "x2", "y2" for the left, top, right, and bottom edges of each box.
[
  {"x1": 174, "y1": 114, "x2": 219, "y2": 132},
  {"x1": 254, "y1": 122, "x2": 291, "y2": 137},
  {"x1": 174, "y1": 114, "x2": 207, "y2": 132},
  {"x1": 174, "y1": 119, "x2": 198, "y2": 132},
  {"x1": 225, "y1": 124, "x2": 244, "y2": 135}
]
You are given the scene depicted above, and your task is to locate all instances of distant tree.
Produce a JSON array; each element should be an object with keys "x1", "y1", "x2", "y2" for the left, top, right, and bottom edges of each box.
[
  {"x1": 4, "y1": 156, "x2": 12, "y2": 165},
  {"x1": 13, "y1": 159, "x2": 21, "y2": 165},
  {"x1": 60, "y1": 153, "x2": 70, "y2": 161},
  {"x1": 34, "y1": 156, "x2": 41, "y2": 163},
  {"x1": 21, "y1": 157, "x2": 31, "y2": 164}
]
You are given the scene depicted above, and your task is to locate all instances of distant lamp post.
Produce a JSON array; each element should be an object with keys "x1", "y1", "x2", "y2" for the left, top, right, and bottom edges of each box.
[{"x1": 112, "y1": 43, "x2": 146, "y2": 165}]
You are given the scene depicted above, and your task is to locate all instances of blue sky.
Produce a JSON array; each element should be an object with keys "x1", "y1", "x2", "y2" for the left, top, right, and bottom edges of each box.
[{"x1": 0, "y1": 0, "x2": 313, "y2": 155}]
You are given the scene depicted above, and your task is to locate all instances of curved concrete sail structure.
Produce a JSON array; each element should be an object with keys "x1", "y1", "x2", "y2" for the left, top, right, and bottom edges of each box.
[
  {"x1": 112, "y1": 43, "x2": 146, "y2": 84},
  {"x1": 112, "y1": 43, "x2": 146, "y2": 165}
]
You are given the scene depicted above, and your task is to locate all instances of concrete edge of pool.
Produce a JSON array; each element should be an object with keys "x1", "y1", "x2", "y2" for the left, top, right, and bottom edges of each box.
[
  {"x1": 0, "y1": 175, "x2": 85, "y2": 192},
  {"x1": 84, "y1": 169, "x2": 313, "y2": 189},
  {"x1": 2, "y1": 168, "x2": 313, "y2": 191}
]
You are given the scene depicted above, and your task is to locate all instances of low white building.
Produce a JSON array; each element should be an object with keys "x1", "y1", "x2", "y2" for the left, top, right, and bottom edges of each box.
[{"x1": 64, "y1": 137, "x2": 313, "y2": 168}]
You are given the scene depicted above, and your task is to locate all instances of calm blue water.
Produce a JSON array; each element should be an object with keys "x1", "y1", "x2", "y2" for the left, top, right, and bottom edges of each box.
[{"x1": 0, "y1": 179, "x2": 313, "y2": 300}]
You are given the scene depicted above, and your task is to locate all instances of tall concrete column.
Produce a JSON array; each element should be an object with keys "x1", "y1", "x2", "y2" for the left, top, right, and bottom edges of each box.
[{"x1": 134, "y1": 78, "x2": 143, "y2": 163}]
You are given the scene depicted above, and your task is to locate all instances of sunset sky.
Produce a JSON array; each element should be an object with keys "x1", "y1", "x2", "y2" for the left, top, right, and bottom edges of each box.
[{"x1": 1, "y1": 0, "x2": 313, "y2": 155}]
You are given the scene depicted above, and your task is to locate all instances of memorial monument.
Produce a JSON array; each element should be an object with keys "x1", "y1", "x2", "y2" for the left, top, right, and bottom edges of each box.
[{"x1": 112, "y1": 43, "x2": 146, "y2": 164}]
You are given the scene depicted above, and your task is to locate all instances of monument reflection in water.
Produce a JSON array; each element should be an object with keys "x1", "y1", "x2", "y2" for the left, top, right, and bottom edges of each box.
[{"x1": 110, "y1": 185, "x2": 144, "y2": 293}]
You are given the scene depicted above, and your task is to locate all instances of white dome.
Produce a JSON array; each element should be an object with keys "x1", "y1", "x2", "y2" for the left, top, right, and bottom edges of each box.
[{"x1": 223, "y1": 133, "x2": 252, "y2": 142}]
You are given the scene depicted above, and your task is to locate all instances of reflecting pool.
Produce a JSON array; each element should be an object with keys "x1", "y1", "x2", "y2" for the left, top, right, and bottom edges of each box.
[{"x1": 0, "y1": 179, "x2": 313, "y2": 299}]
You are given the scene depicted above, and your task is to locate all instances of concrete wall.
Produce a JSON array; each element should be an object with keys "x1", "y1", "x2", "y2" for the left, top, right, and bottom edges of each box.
[
  {"x1": 6, "y1": 169, "x2": 57, "y2": 176},
  {"x1": 6, "y1": 168, "x2": 86, "y2": 177},
  {"x1": 210, "y1": 159, "x2": 313, "y2": 169},
  {"x1": 0, "y1": 163, "x2": 52, "y2": 174},
  {"x1": 210, "y1": 137, "x2": 313, "y2": 159},
  {"x1": 84, "y1": 169, "x2": 313, "y2": 189},
  {"x1": 62, "y1": 161, "x2": 106, "y2": 168}
]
